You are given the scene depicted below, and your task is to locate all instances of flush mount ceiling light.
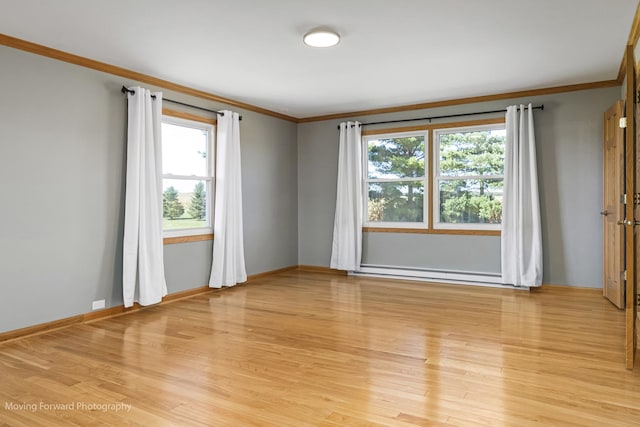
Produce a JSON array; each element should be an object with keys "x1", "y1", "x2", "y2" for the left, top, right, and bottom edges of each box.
[{"x1": 303, "y1": 27, "x2": 340, "y2": 48}]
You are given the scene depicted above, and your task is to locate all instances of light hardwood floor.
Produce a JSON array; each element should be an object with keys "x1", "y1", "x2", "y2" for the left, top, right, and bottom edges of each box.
[{"x1": 1, "y1": 270, "x2": 639, "y2": 426}]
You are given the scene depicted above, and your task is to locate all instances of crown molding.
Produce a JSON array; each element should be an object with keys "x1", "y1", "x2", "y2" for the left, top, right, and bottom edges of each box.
[
  {"x1": 0, "y1": 33, "x2": 299, "y2": 122},
  {"x1": 298, "y1": 80, "x2": 619, "y2": 123},
  {"x1": 1, "y1": 33, "x2": 623, "y2": 125}
]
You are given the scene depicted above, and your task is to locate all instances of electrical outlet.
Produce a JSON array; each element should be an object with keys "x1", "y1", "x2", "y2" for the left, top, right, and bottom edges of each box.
[{"x1": 92, "y1": 299, "x2": 106, "y2": 310}]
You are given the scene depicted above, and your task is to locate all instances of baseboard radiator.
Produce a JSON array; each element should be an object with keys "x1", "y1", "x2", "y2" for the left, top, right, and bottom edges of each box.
[{"x1": 352, "y1": 264, "x2": 527, "y2": 290}]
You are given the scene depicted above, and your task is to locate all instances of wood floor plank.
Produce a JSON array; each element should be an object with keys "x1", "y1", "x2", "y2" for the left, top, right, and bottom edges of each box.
[{"x1": 1, "y1": 271, "x2": 639, "y2": 425}]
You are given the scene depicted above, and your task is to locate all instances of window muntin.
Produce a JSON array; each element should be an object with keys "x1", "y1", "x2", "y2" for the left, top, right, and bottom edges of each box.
[
  {"x1": 161, "y1": 116, "x2": 214, "y2": 237},
  {"x1": 364, "y1": 131, "x2": 428, "y2": 227},
  {"x1": 434, "y1": 124, "x2": 505, "y2": 229}
]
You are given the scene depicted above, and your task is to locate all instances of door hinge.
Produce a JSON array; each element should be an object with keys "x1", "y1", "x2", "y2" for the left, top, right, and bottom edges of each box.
[
  {"x1": 635, "y1": 193, "x2": 640, "y2": 205},
  {"x1": 622, "y1": 193, "x2": 628, "y2": 205},
  {"x1": 623, "y1": 270, "x2": 628, "y2": 281},
  {"x1": 637, "y1": 90, "x2": 640, "y2": 104},
  {"x1": 636, "y1": 293, "x2": 640, "y2": 306},
  {"x1": 620, "y1": 117, "x2": 628, "y2": 128}
]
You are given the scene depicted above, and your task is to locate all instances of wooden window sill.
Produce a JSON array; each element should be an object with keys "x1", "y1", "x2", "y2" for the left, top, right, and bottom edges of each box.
[
  {"x1": 362, "y1": 227, "x2": 500, "y2": 236},
  {"x1": 163, "y1": 234, "x2": 214, "y2": 245}
]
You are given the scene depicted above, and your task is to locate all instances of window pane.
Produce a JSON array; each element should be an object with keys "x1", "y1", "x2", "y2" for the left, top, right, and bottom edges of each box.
[
  {"x1": 162, "y1": 122, "x2": 209, "y2": 176},
  {"x1": 368, "y1": 135, "x2": 425, "y2": 179},
  {"x1": 368, "y1": 181, "x2": 424, "y2": 223},
  {"x1": 162, "y1": 179, "x2": 209, "y2": 230},
  {"x1": 438, "y1": 129, "x2": 505, "y2": 176},
  {"x1": 438, "y1": 179, "x2": 503, "y2": 224}
]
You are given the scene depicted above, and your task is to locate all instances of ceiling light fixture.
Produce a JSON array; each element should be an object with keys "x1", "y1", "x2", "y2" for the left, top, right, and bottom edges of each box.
[{"x1": 303, "y1": 27, "x2": 340, "y2": 48}]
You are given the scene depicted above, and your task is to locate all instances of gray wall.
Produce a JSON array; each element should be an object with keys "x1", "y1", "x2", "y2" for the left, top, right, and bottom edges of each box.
[
  {"x1": 298, "y1": 87, "x2": 621, "y2": 287},
  {"x1": 363, "y1": 233, "x2": 501, "y2": 273},
  {"x1": 0, "y1": 42, "x2": 622, "y2": 334},
  {"x1": 0, "y1": 45, "x2": 298, "y2": 333}
]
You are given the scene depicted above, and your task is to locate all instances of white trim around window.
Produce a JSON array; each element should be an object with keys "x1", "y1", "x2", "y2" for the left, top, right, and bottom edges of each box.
[
  {"x1": 363, "y1": 130, "x2": 429, "y2": 229},
  {"x1": 161, "y1": 115, "x2": 215, "y2": 238},
  {"x1": 433, "y1": 123, "x2": 505, "y2": 231}
]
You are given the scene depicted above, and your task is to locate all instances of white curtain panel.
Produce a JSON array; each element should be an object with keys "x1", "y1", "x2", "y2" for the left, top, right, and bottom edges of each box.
[
  {"x1": 209, "y1": 111, "x2": 247, "y2": 288},
  {"x1": 123, "y1": 87, "x2": 168, "y2": 307},
  {"x1": 501, "y1": 104, "x2": 543, "y2": 287},
  {"x1": 330, "y1": 121, "x2": 363, "y2": 271}
]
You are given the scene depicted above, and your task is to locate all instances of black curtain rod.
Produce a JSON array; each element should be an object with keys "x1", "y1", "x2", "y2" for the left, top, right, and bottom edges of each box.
[
  {"x1": 121, "y1": 86, "x2": 242, "y2": 120},
  {"x1": 337, "y1": 105, "x2": 544, "y2": 129}
]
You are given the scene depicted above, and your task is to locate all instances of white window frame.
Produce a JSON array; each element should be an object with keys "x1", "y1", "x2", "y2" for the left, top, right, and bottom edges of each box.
[
  {"x1": 161, "y1": 115, "x2": 215, "y2": 238},
  {"x1": 433, "y1": 123, "x2": 505, "y2": 231},
  {"x1": 363, "y1": 130, "x2": 429, "y2": 229}
]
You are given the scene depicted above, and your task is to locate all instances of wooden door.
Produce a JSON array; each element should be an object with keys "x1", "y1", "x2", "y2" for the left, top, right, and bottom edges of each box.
[
  {"x1": 636, "y1": 58, "x2": 640, "y2": 370},
  {"x1": 625, "y1": 45, "x2": 637, "y2": 369},
  {"x1": 603, "y1": 101, "x2": 625, "y2": 309}
]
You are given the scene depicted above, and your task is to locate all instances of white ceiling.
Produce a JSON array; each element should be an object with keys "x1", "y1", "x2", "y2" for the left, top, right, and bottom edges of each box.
[{"x1": 1, "y1": 0, "x2": 637, "y2": 118}]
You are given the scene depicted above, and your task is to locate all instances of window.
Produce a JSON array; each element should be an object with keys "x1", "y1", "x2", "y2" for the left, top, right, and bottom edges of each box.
[
  {"x1": 434, "y1": 124, "x2": 505, "y2": 229},
  {"x1": 161, "y1": 115, "x2": 215, "y2": 237},
  {"x1": 364, "y1": 131, "x2": 428, "y2": 227},
  {"x1": 361, "y1": 119, "x2": 505, "y2": 234}
]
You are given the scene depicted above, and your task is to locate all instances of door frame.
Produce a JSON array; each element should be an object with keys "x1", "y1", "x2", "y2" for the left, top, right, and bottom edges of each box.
[{"x1": 624, "y1": 44, "x2": 637, "y2": 369}]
